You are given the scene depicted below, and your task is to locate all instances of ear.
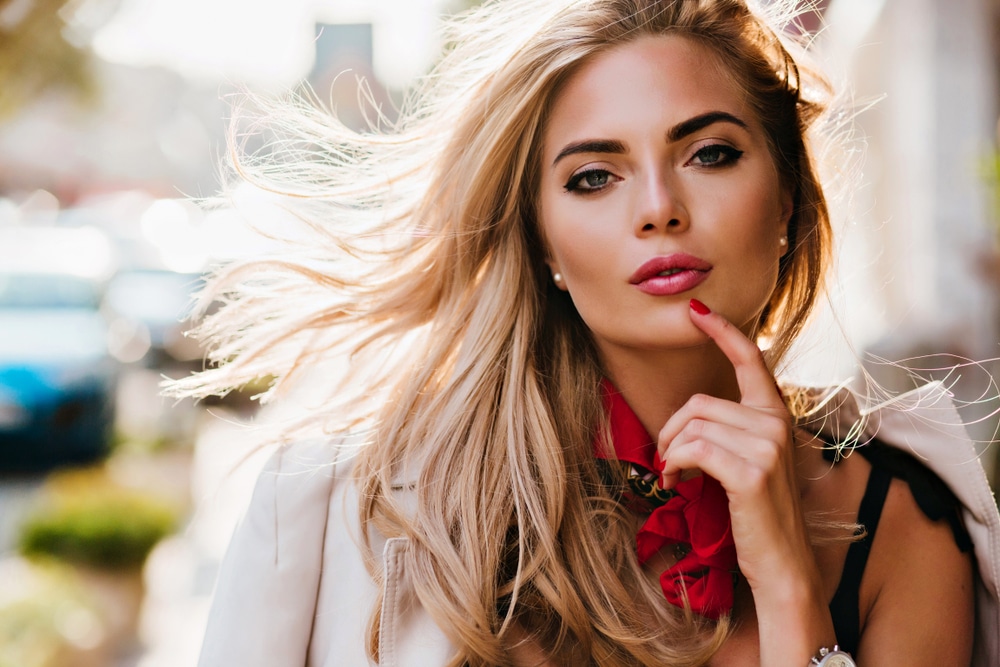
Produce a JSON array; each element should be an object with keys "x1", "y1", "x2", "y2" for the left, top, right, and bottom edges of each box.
[
  {"x1": 544, "y1": 258, "x2": 568, "y2": 291},
  {"x1": 778, "y1": 189, "x2": 794, "y2": 256}
]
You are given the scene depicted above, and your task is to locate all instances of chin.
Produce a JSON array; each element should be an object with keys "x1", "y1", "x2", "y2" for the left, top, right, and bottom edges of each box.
[{"x1": 597, "y1": 322, "x2": 713, "y2": 354}]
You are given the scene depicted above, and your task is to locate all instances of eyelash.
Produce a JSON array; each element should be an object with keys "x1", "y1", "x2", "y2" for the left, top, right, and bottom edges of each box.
[
  {"x1": 688, "y1": 144, "x2": 744, "y2": 167},
  {"x1": 564, "y1": 169, "x2": 615, "y2": 193},
  {"x1": 562, "y1": 144, "x2": 745, "y2": 194}
]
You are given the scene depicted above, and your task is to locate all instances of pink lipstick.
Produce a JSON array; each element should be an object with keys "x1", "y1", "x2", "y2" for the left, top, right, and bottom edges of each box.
[{"x1": 629, "y1": 253, "x2": 712, "y2": 296}]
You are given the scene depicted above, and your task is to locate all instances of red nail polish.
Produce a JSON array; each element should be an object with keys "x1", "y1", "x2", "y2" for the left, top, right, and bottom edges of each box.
[
  {"x1": 656, "y1": 472, "x2": 670, "y2": 491},
  {"x1": 689, "y1": 298, "x2": 710, "y2": 315},
  {"x1": 653, "y1": 451, "x2": 663, "y2": 472}
]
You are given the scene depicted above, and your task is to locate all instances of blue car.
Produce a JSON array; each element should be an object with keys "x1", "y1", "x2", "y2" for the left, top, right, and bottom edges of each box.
[{"x1": 0, "y1": 272, "x2": 117, "y2": 470}]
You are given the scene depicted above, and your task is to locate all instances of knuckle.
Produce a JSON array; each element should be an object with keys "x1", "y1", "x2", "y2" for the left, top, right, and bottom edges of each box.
[
  {"x1": 742, "y1": 467, "x2": 768, "y2": 493},
  {"x1": 682, "y1": 418, "x2": 707, "y2": 438},
  {"x1": 687, "y1": 393, "x2": 712, "y2": 411},
  {"x1": 739, "y1": 345, "x2": 766, "y2": 369},
  {"x1": 762, "y1": 417, "x2": 788, "y2": 442},
  {"x1": 758, "y1": 444, "x2": 781, "y2": 470},
  {"x1": 690, "y1": 438, "x2": 712, "y2": 458}
]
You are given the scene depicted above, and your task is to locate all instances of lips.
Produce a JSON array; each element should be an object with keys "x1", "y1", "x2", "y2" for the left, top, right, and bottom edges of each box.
[{"x1": 629, "y1": 253, "x2": 712, "y2": 296}]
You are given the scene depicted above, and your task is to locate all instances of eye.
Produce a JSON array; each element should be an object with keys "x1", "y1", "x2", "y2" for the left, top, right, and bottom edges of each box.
[
  {"x1": 689, "y1": 144, "x2": 744, "y2": 168},
  {"x1": 564, "y1": 168, "x2": 619, "y2": 193}
]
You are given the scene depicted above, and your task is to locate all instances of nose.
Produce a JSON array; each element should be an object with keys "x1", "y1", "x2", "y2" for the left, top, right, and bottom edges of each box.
[{"x1": 633, "y1": 170, "x2": 688, "y2": 235}]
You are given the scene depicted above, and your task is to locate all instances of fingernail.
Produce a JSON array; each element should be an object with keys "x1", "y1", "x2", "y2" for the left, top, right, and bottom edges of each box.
[
  {"x1": 653, "y1": 451, "x2": 663, "y2": 472},
  {"x1": 689, "y1": 298, "x2": 710, "y2": 315}
]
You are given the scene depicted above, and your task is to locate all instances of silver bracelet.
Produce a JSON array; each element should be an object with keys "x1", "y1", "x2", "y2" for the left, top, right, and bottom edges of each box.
[{"x1": 810, "y1": 645, "x2": 856, "y2": 666}]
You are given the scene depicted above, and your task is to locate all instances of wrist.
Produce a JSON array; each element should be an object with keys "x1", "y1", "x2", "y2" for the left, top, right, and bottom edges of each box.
[
  {"x1": 753, "y1": 574, "x2": 837, "y2": 667},
  {"x1": 809, "y1": 645, "x2": 856, "y2": 666},
  {"x1": 749, "y1": 563, "x2": 827, "y2": 620}
]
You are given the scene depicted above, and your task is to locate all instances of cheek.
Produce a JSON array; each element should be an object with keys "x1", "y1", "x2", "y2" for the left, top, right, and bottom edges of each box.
[
  {"x1": 548, "y1": 227, "x2": 598, "y2": 271},
  {"x1": 726, "y1": 178, "x2": 786, "y2": 252},
  {"x1": 539, "y1": 206, "x2": 623, "y2": 332},
  {"x1": 708, "y1": 184, "x2": 786, "y2": 301},
  {"x1": 733, "y1": 231, "x2": 784, "y2": 309},
  {"x1": 539, "y1": 196, "x2": 613, "y2": 278}
]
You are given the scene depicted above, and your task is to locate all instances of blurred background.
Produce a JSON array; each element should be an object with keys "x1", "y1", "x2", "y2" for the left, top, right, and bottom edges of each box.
[{"x1": 0, "y1": 0, "x2": 998, "y2": 665}]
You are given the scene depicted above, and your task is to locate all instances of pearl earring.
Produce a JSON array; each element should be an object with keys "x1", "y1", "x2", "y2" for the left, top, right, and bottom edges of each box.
[
  {"x1": 778, "y1": 236, "x2": 788, "y2": 248},
  {"x1": 552, "y1": 272, "x2": 563, "y2": 285}
]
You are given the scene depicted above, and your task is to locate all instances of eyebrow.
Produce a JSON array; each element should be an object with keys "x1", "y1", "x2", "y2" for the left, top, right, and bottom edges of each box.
[
  {"x1": 551, "y1": 111, "x2": 750, "y2": 167},
  {"x1": 666, "y1": 111, "x2": 749, "y2": 142},
  {"x1": 552, "y1": 139, "x2": 627, "y2": 166}
]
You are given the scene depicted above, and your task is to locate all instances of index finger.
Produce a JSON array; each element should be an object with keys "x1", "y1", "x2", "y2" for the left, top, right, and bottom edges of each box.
[{"x1": 688, "y1": 298, "x2": 784, "y2": 410}]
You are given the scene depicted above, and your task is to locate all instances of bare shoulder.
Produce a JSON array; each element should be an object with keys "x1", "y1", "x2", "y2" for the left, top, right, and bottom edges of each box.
[
  {"x1": 855, "y1": 463, "x2": 975, "y2": 665},
  {"x1": 796, "y1": 428, "x2": 975, "y2": 665}
]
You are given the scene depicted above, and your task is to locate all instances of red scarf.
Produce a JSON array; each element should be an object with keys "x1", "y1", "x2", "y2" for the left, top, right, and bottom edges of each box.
[{"x1": 594, "y1": 380, "x2": 738, "y2": 620}]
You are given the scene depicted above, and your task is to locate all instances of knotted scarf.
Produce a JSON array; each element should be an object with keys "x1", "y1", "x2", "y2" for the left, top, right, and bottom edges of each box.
[{"x1": 594, "y1": 379, "x2": 738, "y2": 619}]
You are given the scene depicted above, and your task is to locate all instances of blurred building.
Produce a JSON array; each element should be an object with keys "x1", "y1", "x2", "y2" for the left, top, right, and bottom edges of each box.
[
  {"x1": 0, "y1": 0, "x2": 998, "y2": 465},
  {"x1": 309, "y1": 22, "x2": 396, "y2": 131},
  {"x1": 0, "y1": 17, "x2": 397, "y2": 203},
  {"x1": 786, "y1": 0, "x2": 1000, "y2": 478},
  {"x1": 0, "y1": 60, "x2": 226, "y2": 203}
]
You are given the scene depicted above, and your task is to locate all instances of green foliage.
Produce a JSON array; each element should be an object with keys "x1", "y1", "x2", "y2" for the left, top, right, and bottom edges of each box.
[
  {"x1": 17, "y1": 470, "x2": 179, "y2": 571},
  {"x1": 980, "y1": 150, "x2": 1000, "y2": 241}
]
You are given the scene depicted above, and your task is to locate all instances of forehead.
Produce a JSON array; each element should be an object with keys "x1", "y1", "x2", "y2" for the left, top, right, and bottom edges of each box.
[{"x1": 543, "y1": 35, "x2": 753, "y2": 152}]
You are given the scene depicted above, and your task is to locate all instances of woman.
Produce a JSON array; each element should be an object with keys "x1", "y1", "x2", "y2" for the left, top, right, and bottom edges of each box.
[{"x1": 180, "y1": 0, "x2": 1000, "y2": 665}]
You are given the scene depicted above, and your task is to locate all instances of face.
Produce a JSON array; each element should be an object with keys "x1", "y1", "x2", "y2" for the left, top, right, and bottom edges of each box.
[{"x1": 538, "y1": 35, "x2": 791, "y2": 357}]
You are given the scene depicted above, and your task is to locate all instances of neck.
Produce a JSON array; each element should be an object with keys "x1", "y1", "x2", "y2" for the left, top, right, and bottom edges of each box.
[{"x1": 599, "y1": 341, "x2": 741, "y2": 439}]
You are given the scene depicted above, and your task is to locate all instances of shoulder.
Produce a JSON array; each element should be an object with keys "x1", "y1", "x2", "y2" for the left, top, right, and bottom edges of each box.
[
  {"x1": 801, "y1": 381, "x2": 1000, "y2": 666},
  {"x1": 854, "y1": 457, "x2": 975, "y2": 665},
  {"x1": 231, "y1": 439, "x2": 361, "y2": 549},
  {"x1": 198, "y1": 438, "x2": 365, "y2": 667}
]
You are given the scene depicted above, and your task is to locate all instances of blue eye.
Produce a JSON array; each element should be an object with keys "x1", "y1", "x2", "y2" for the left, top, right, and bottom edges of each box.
[
  {"x1": 690, "y1": 144, "x2": 744, "y2": 167},
  {"x1": 565, "y1": 169, "x2": 615, "y2": 192}
]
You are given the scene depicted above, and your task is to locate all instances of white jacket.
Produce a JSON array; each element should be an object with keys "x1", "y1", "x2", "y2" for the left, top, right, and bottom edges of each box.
[{"x1": 198, "y1": 382, "x2": 1000, "y2": 666}]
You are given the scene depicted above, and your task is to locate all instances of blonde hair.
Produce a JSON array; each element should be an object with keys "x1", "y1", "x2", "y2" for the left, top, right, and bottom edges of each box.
[{"x1": 174, "y1": 0, "x2": 835, "y2": 664}]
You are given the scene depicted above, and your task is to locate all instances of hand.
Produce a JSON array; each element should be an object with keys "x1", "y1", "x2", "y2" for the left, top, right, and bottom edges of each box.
[
  {"x1": 657, "y1": 299, "x2": 800, "y2": 588},
  {"x1": 656, "y1": 299, "x2": 835, "y2": 664}
]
